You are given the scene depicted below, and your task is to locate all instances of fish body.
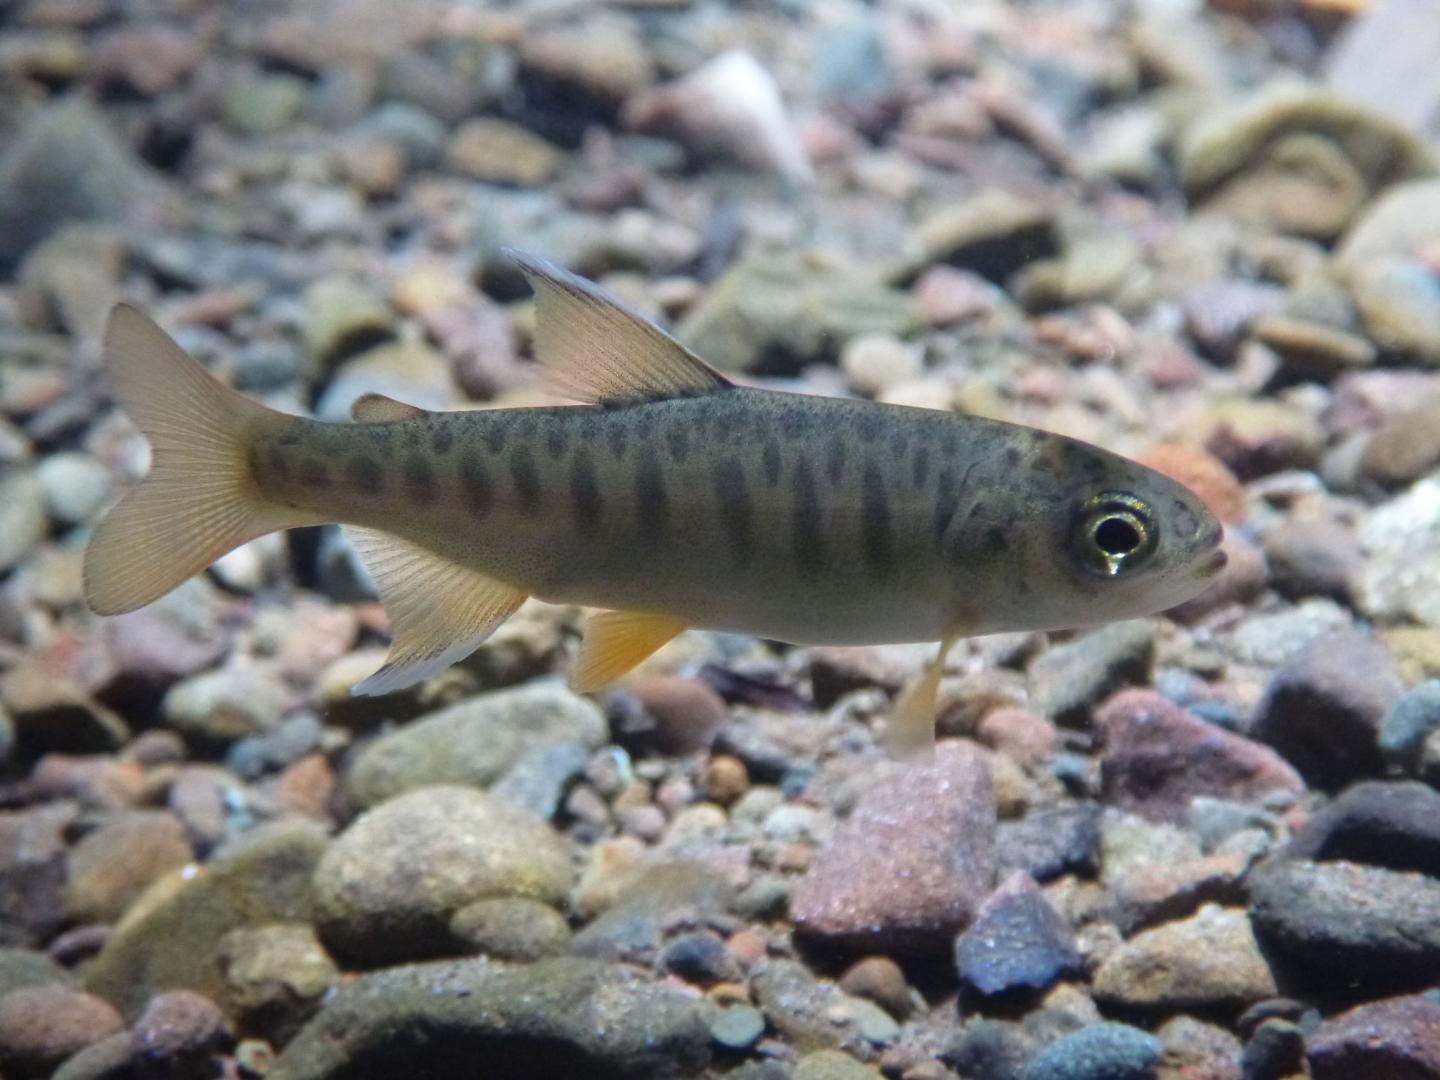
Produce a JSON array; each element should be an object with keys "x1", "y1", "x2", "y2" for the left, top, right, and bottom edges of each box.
[{"x1": 84, "y1": 252, "x2": 1225, "y2": 750}]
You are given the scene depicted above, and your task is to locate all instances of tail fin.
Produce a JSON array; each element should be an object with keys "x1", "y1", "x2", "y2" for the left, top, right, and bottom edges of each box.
[{"x1": 83, "y1": 305, "x2": 304, "y2": 615}]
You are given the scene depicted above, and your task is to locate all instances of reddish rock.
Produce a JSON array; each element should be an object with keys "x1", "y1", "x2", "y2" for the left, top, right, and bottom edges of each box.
[
  {"x1": 976, "y1": 707, "x2": 1056, "y2": 768},
  {"x1": 273, "y1": 754, "x2": 336, "y2": 820},
  {"x1": 64, "y1": 810, "x2": 193, "y2": 924},
  {"x1": 0, "y1": 801, "x2": 77, "y2": 947},
  {"x1": 627, "y1": 675, "x2": 729, "y2": 755},
  {"x1": 1136, "y1": 444, "x2": 1246, "y2": 524},
  {"x1": 791, "y1": 740, "x2": 997, "y2": 953},
  {"x1": 0, "y1": 985, "x2": 125, "y2": 1075},
  {"x1": 1307, "y1": 994, "x2": 1440, "y2": 1080},
  {"x1": 1097, "y1": 690, "x2": 1305, "y2": 823}
]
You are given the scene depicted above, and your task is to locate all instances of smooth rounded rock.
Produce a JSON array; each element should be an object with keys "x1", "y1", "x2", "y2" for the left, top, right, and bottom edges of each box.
[
  {"x1": 449, "y1": 897, "x2": 571, "y2": 963},
  {"x1": 64, "y1": 810, "x2": 193, "y2": 924},
  {"x1": 132, "y1": 990, "x2": 231, "y2": 1076},
  {"x1": 314, "y1": 786, "x2": 573, "y2": 965},
  {"x1": 0, "y1": 986, "x2": 125, "y2": 1077},
  {"x1": 1020, "y1": 1022, "x2": 1160, "y2": 1080}
]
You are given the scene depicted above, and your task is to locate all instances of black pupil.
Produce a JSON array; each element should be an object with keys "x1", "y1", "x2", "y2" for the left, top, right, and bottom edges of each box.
[{"x1": 1094, "y1": 516, "x2": 1141, "y2": 556}]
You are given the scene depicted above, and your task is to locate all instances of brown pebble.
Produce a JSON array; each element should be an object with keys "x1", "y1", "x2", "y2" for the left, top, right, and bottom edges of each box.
[
  {"x1": 133, "y1": 989, "x2": 232, "y2": 1071},
  {"x1": 839, "y1": 956, "x2": 913, "y2": 1019},
  {"x1": 274, "y1": 754, "x2": 336, "y2": 820},
  {"x1": 628, "y1": 675, "x2": 729, "y2": 755},
  {"x1": 0, "y1": 985, "x2": 125, "y2": 1074},
  {"x1": 976, "y1": 707, "x2": 1055, "y2": 768},
  {"x1": 726, "y1": 927, "x2": 768, "y2": 968},
  {"x1": 702, "y1": 754, "x2": 749, "y2": 804}
]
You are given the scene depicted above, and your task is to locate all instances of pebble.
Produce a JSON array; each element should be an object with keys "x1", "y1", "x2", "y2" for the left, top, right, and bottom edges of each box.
[
  {"x1": 659, "y1": 931, "x2": 744, "y2": 986},
  {"x1": 313, "y1": 786, "x2": 572, "y2": 965},
  {"x1": 1020, "y1": 1022, "x2": 1161, "y2": 1080},
  {"x1": 35, "y1": 451, "x2": 111, "y2": 526},
  {"x1": 131, "y1": 990, "x2": 231, "y2": 1076},
  {"x1": 1305, "y1": 993, "x2": 1440, "y2": 1079},
  {"x1": 0, "y1": 986, "x2": 125, "y2": 1077},
  {"x1": 1285, "y1": 780, "x2": 1440, "y2": 877},
  {"x1": 1363, "y1": 391, "x2": 1440, "y2": 486},
  {"x1": 219, "y1": 924, "x2": 337, "y2": 1042},
  {"x1": 711, "y1": 1005, "x2": 767, "y2": 1050},
  {"x1": 50, "y1": 1032, "x2": 135, "y2": 1080},
  {"x1": 942, "y1": 1017, "x2": 1037, "y2": 1080},
  {"x1": 791, "y1": 741, "x2": 996, "y2": 953},
  {"x1": 446, "y1": 118, "x2": 562, "y2": 187},
  {"x1": 449, "y1": 897, "x2": 572, "y2": 963},
  {"x1": 1027, "y1": 622, "x2": 1154, "y2": 728},
  {"x1": 953, "y1": 872, "x2": 1082, "y2": 1001},
  {"x1": 1135, "y1": 443, "x2": 1246, "y2": 524},
  {"x1": 701, "y1": 754, "x2": 749, "y2": 805},
  {"x1": 344, "y1": 682, "x2": 606, "y2": 810},
  {"x1": 1, "y1": 663, "x2": 129, "y2": 755},
  {"x1": 996, "y1": 801, "x2": 1101, "y2": 882},
  {"x1": 1335, "y1": 178, "x2": 1440, "y2": 268},
  {"x1": 1249, "y1": 630, "x2": 1404, "y2": 790},
  {"x1": 837, "y1": 957, "x2": 913, "y2": 1020},
  {"x1": 0, "y1": 471, "x2": 46, "y2": 574},
  {"x1": 1358, "y1": 476, "x2": 1440, "y2": 629},
  {"x1": 1186, "y1": 398, "x2": 1325, "y2": 480},
  {"x1": 624, "y1": 675, "x2": 730, "y2": 756},
  {"x1": 1096, "y1": 690, "x2": 1303, "y2": 825},
  {"x1": 271, "y1": 957, "x2": 714, "y2": 1080},
  {"x1": 793, "y1": 1049, "x2": 881, "y2": 1080},
  {"x1": 1249, "y1": 859, "x2": 1440, "y2": 994},
  {"x1": 572, "y1": 860, "x2": 733, "y2": 964},
  {"x1": 1262, "y1": 517, "x2": 1361, "y2": 602},
  {"x1": 840, "y1": 334, "x2": 924, "y2": 397},
  {"x1": 902, "y1": 190, "x2": 1059, "y2": 285},
  {"x1": 1251, "y1": 314, "x2": 1377, "y2": 378},
  {"x1": 161, "y1": 665, "x2": 289, "y2": 747},
  {"x1": 1348, "y1": 255, "x2": 1440, "y2": 364},
  {"x1": 0, "y1": 949, "x2": 74, "y2": 999},
  {"x1": 63, "y1": 810, "x2": 192, "y2": 925},
  {"x1": 1094, "y1": 904, "x2": 1276, "y2": 1011},
  {"x1": 1379, "y1": 680, "x2": 1440, "y2": 774},
  {"x1": 84, "y1": 820, "x2": 329, "y2": 1018}
]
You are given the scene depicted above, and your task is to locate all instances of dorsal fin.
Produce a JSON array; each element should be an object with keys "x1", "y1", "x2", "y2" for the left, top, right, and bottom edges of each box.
[
  {"x1": 506, "y1": 248, "x2": 733, "y2": 405},
  {"x1": 351, "y1": 393, "x2": 430, "y2": 423}
]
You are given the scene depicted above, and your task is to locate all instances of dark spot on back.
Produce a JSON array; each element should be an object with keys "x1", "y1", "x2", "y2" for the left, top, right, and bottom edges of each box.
[
  {"x1": 401, "y1": 425, "x2": 421, "y2": 450},
  {"x1": 431, "y1": 425, "x2": 453, "y2": 455},
  {"x1": 942, "y1": 428, "x2": 961, "y2": 456},
  {"x1": 546, "y1": 425, "x2": 568, "y2": 460},
  {"x1": 666, "y1": 421, "x2": 689, "y2": 463},
  {"x1": 509, "y1": 445, "x2": 540, "y2": 511},
  {"x1": 856, "y1": 412, "x2": 883, "y2": 443},
  {"x1": 279, "y1": 431, "x2": 302, "y2": 447},
  {"x1": 985, "y1": 525, "x2": 1008, "y2": 553},
  {"x1": 826, "y1": 437, "x2": 847, "y2": 485},
  {"x1": 403, "y1": 454, "x2": 435, "y2": 503},
  {"x1": 762, "y1": 438, "x2": 782, "y2": 486},
  {"x1": 1003, "y1": 444, "x2": 1022, "y2": 468},
  {"x1": 912, "y1": 444, "x2": 931, "y2": 488},
  {"x1": 635, "y1": 452, "x2": 668, "y2": 544},
  {"x1": 606, "y1": 420, "x2": 628, "y2": 458},
  {"x1": 889, "y1": 428, "x2": 908, "y2": 457},
  {"x1": 712, "y1": 458, "x2": 753, "y2": 566},
  {"x1": 349, "y1": 455, "x2": 383, "y2": 496},
  {"x1": 933, "y1": 465, "x2": 963, "y2": 550},
  {"x1": 862, "y1": 459, "x2": 893, "y2": 572},
  {"x1": 299, "y1": 458, "x2": 330, "y2": 489},
  {"x1": 792, "y1": 454, "x2": 823, "y2": 573},
  {"x1": 484, "y1": 422, "x2": 508, "y2": 454},
  {"x1": 460, "y1": 454, "x2": 492, "y2": 515},
  {"x1": 571, "y1": 450, "x2": 602, "y2": 530}
]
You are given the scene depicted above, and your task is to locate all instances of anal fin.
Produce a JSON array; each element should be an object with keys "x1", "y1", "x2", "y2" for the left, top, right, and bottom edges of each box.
[
  {"x1": 887, "y1": 631, "x2": 964, "y2": 761},
  {"x1": 572, "y1": 611, "x2": 687, "y2": 693},
  {"x1": 344, "y1": 526, "x2": 527, "y2": 696}
]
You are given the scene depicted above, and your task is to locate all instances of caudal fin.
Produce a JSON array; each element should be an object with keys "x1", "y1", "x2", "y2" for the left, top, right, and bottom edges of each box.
[{"x1": 83, "y1": 305, "x2": 305, "y2": 615}]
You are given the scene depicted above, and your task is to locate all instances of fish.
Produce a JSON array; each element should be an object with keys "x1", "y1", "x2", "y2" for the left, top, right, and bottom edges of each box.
[{"x1": 83, "y1": 251, "x2": 1226, "y2": 755}]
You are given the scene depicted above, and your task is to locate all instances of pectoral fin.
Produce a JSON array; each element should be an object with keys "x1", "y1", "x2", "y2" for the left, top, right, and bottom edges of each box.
[
  {"x1": 344, "y1": 527, "x2": 528, "y2": 696},
  {"x1": 350, "y1": 393, "x2": 430, "y2": 423},
  {"x1": 572, "y1": 610, "x2": 687, "y2": 693},
  {"x1": 887, "y1": 632, "x2": 963, "y2": 761}
]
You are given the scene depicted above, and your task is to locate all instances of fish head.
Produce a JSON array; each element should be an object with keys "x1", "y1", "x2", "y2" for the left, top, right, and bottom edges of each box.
[{"x1": 991, "y1": 434, "x2": 1227, "y2": 630}]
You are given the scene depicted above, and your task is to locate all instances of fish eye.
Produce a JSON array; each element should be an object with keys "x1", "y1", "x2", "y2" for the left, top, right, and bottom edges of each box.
[{"x1": 1071, "y1": 493, "x2": 1157, "y2": 577}]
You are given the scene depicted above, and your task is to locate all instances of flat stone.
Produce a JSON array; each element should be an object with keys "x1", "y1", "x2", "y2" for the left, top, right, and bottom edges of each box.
[
  {"x1": 954, "y1": 872, "x2": 1082, "y2": 1001},
  {"x1": 314, "y1": 786, "x2": 573, "y2": 966},
  {"x1": 1094, "y1": 905, "x2": 1276, "y2": 1011},
  {"x1": 791, "y1": 741, "x2": 996, "y2": 954},
  {"x1": 269, "y1": 957, "x2": 714, "y2": 1080},
  {"x1": 1097, "y1": 690, "x2": 1304, "y2": 824}
]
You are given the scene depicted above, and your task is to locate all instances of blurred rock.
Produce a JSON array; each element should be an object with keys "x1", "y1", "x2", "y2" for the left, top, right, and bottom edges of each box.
[
  {"x1": 1136, "y1": 443, "x2": 1245, "y2": 524},
  {"x1": 792, "y1": 741, "x2": 996, "y2": 953},
  {"x1": 0, "y1": 986, "x2": 124, "y2": 1078},
  {"x1": 1305, "y1": 993, "x2": 1440, "y2": 1080},
  {"x1": 838, "y1": 957, "x2": 913, "y2": 1020},
  {"x1": 131, "y1": 990, "x2": 231, "y2": 1078},
  {"x1": 1097, "y1": 690, "x2": 1303, "y2": 824},
  {"x1": 449, "y1": 897, "x2": 571, "y2": 963},
  {"x1": 446, "y1": 118, "x2": 562, "y2": 187},
  {"x1": 220, "y1": 924, "x2": 337, "y2": 1043},
  {"x1": 314, "y1": 786, "x2": 572, "y2": 965},
  {"x1": 1020, "y1": 1022, "x2": 1160, "y2": 1080},
  {"x1": 1358, "y1": 476, "x2": 1440, "y2": 628},
  {"x1": 64, "y1": 810, "x2": 192, "y2": 925},
  {"x1": 1347, "y1": 256, "x2": 1440, "y2": 365},
  {"x1": 996, "y1": 801, "x2": 1101, "y2": 883},
  {"x1": 1186, "y1": 397, "x2": 1324, "y2": 479},
  {"x1": 0, "y1": 470, "x2": 46, "y2": 574},
  {"x1": 344, "y1": 682, "x2": 605, "y2": 810},
  {"x1": 1363, "y1": 390, "x2": 1440, "y2": 485},
  {"x1": 622, "y1": 675, "x2": 729, "y2": 756},
  {"x1": 1, "y1": 663, "x2": 129, "y2": 756},
  {"x1": 0, "y1": 801, "x2": 75, "y2": 948},
  {"x1": 1285, "y1": 780, "x2": 1440, "y2": 877},
  {"x1": 1252, "y1": 314, "x2": 1376, "y2": 379},
  {"x1": 1380, "y1": 680, "x2": 1440, "y2": 774},
  {"x1": 1028, "y1": 622, "x2": 1154, "y2": 728},
  {"x1": 222, "y1": 72, "x2": 308, "y2": 135},
  {"x1": 1335, "y1": 178, "x2": 1440, "y2": 268},
  {"x1": 572, "y1": 860, "x2": 733, "y2": 964},
  {"x1": 1262, "y1": 517, "x2": 1360, "y2": 602},
  {"x1": 162, "y1": 665, "x2": 289, "y2": 747},
  {"x1": 1249, "y1": 631, "x2": 1403, "y2": 789}
]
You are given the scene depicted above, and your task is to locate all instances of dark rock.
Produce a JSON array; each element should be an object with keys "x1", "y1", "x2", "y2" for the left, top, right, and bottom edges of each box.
[
  {"x1": 1380, "y1": 681, "x2": 1440, "y2": 774},
  {"x1": 996, "y1": 802, "x2": 1101, "y2": 882},
  {"x1": 658, "y1": 931, "x2": 743, "y2": 986},
  {"x1": 1249, "y1": 631, "x2": 1404, "y2": 789},
  {"x1": 572, "y1": 861, "x2": 733, "y2": 964},
  {"x1": 1306, "y1": 993, "x2": 1440, "y2": 1080},
  {"x1": 1028, "y1": 623, "x2": 1154, "y2": 728},
  {"x1": 0, "y1": 985, "x2": 125, "y2": 1077},
  {"x1": 1249, "y1": 859, "x2": 1440, "y2": 996},
  {"x1": 941, "y1": 1018, "x2": 1037, "y2": 1080},
  {"x1": 132, "y1": 990, "x2": 231, "y2": 1078},
  {"x1": 270, "y1": 957, "x2": 714, "y2": 1080},
  {"x1": 0, "y1": 98, "x2": 160, "y2": 272},
  {"x1": 791, "y1": 741, "x2": 996, "y2": 953},
  {"x1": 51, "y1": 1031, "x2": 135, "y2": 1080},
  {"x1": 1097, "y1": 690, "x2": 1304, "y2": 824},
  {"x1": 1286, "y1": 780, "x2": 1440, "y2": 877},
  {"x1": 1020, "y1": 1022, "x2": 1161, "y2": 1080},
  {"x1": 954, "y1": 872, "x2": 1081, "y2": 1001},
  {"x1": 1242, "y1": 1018, "x2": 1307, "y2": 1080}
]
